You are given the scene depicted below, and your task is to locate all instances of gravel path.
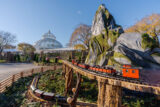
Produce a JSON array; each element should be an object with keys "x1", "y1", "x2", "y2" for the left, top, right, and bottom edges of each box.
[{"x1": 0, "y1": 63, "x2": 41, "y2": 82}]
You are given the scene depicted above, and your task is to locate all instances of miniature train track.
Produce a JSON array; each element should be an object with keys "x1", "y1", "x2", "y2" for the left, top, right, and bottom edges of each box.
[
  {"x1": 62, "y1": 61, "x2": 160, "y2": 95},
  {"x1": 76, "y1": 64, "x2": 149, "y2": 86}
]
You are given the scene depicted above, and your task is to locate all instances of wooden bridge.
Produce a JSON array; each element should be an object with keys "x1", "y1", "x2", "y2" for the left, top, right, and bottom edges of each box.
[{"x1": 62, "y1": 60, "x2": 160, "y2": 107}]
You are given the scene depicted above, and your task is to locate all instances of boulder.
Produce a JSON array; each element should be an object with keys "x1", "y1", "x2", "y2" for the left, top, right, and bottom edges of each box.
[{"x1": 113, "y1": 32, "x2": 160, "y2": 68}]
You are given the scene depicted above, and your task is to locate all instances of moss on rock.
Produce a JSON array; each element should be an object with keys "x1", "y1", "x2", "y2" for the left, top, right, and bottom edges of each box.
[
  {"x1": 108, "y1": 30, "x2": 120, "y2": 44},
  {"x1": 85, "y1": 28, "x2": 120, "y2": 66},
  {"x1": 107, "y1": 56, "x2": 122, "y2": 67},
  {"x1": 113, "y1": 52, "x2": 129, "y2": 60},
  {"x1": 141, "y1": 33, "x2": 158, "y2": 50},
  {"x1": 151, "y1": 53, "x2": 160, "y2": 57}
]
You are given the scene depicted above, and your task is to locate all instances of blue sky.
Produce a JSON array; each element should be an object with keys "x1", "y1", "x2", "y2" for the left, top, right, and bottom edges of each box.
[{"x1": 0, "y1": 0, "x2": 160, "y2": 47}]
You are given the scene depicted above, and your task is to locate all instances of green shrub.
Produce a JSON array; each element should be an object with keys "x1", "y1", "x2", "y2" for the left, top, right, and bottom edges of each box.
[
  {"x1": 0, "y1": 60, "x2": 6, "y2": 63},
  {"x1": 42, "y1": 55, "x2": 46, "y2": 63},
  {"x1": 38, "y1": 69, "x2": 65, "y2": 95}
]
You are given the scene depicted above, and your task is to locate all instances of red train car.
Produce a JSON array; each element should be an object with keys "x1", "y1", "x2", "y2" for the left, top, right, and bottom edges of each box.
[
  {"x1": 78, "y1": 63, "x2": 89, "y2": 69},
  {"x1": 98, "y1": 68, "x2": 103, "y2": 72},
  {"x1": 102, "y1": 68, "x2": 116, "y2": 74},
  {"x1": 72, "y1": 60, "x2": 79, "y2": 66},
  {"x1": 89, "y1": 66, "x2": 93, "y2": 71},
  {"x1": 72, "y1": 60, "x2": 140, "y2": 79},
  {"x1": 72, "y1": 60, "x2": 75, "y2": 64},
  {"x1": 92, "y1": 67, "x2": 96, "y2": 71},
  {"x1": 122, "y1": 65, "x2": 139, "y2": 79},
  {"x1": 123, "y1": 64, "x2": 131, "y2": 68}
]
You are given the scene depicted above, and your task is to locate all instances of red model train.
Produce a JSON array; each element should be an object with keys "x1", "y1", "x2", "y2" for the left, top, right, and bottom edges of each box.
[{"x1": 72, "y1": 60, "x2": 140, "y2": 79}]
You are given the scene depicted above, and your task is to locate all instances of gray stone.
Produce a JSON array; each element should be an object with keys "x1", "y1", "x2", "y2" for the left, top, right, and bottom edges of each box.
[
  {"x1": 113, "y1": 32, "x2": 160, "y2": 68},
  {"x1": 91, "y1": 4, "x2": 118, "y2": 36},
  {"x1": 91, "y1": 10, "x2": 106, "y2": 36},
  {"x1": 108, "y1": 38, "x2": 113, "y2": 47},
  {"x1": 114, "y1": 58, "x2": 131, "y2": 65},
  {"x1": 114, "y1": 33, "x2": 144, "y2": 52}
]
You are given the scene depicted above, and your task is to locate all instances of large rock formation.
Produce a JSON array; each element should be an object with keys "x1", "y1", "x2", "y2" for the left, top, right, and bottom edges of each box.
[
  {"x1": 85, "y1": 4, "x2": 123, "y2": 66},
  {"x1": 85, "y1": 4, "x2": 160, "y2": 69},
  {"x1": 112, "y1": 32, "x2": 160, "y2": 68}
]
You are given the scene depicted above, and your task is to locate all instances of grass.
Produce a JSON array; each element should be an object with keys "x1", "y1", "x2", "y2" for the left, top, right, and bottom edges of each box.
[
  {"x1": 122, "y1": 89, "x2": 160, "y2": 107},
  {"x1": 38, "y1": 69, "x2": 65, "y2": 95},
  {"x1": 0, "y1": 60, "x2": 6, "y2": 63},
  {"x1": 78, "y1": 76, "x2": 98, "y2": 103},
  {"x1": 37, "y1": 69, "x2": 98, "y2": 103},
  {"x1": 37, "y1": 69, "x2": 160, "y2": 106}
]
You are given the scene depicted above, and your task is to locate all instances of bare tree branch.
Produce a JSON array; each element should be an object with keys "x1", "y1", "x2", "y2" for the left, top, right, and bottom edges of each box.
[
  {"x1": 0, "y1": 31, "x2": 16, "y2": 54},
  {"x1": 69, "y1": 24, "x2": 91, "y2": 50}
]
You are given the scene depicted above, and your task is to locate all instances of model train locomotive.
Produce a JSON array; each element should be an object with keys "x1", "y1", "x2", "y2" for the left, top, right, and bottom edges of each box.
[{"x1": 72, "y1": 60, "x2": 140, "y2": 79}]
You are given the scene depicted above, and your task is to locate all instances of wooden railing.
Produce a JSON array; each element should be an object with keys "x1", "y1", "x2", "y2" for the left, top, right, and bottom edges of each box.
[{"x1": 0, "y1": 65, "x2": 58, "y2": 93}]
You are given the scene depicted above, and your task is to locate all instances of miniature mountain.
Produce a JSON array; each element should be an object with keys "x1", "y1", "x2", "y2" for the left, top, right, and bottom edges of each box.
[
  {"x1": 85, "y1": 4, "x2": 160, "y2": 69},
  {"x1": 85, "y1": 4, "x2": 123, "y2": 66},
  {"x1": 91, "y1": 4, "x2": 123, "y2": 36}
]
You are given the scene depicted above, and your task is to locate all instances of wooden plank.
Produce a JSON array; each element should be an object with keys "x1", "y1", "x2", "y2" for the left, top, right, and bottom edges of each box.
[
  {"x1": 1, "y1": 80, "x2": 12, "y2": 86},
  {"x1": 0, "y1": 76, "x2": 12, "y2": 83}
]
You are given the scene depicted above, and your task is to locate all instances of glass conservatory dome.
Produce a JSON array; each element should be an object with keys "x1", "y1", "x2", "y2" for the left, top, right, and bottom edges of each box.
[{"x1": 35, "y1": 30, "x2": 63, "y2": 50}]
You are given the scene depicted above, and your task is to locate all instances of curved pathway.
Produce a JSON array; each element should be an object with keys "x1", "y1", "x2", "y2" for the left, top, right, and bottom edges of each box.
[{"x1": 0, "y1": 63, "x2": 41, "y2": 82}]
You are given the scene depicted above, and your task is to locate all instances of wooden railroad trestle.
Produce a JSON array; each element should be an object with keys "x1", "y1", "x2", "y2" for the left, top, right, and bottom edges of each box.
[{"x1": 63, "y1": 63, "x2": 121, "y2": 107}]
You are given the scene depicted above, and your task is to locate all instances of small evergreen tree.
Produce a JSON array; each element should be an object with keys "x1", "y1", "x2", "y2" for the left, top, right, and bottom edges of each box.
[
  {"x1": 14, "y1": 55, "x2": 17, "y2": 62},
  {"x1": 35, "y1": 54, "x2": 39, "y2": 62},
  {"x1": 17, "y1": 55, "x2": 20, "y2": 62},
  {"x1": 55, "y1": 57, "x2": 58, "y2": 63},
  {"x1": 42, "y1": 55, "x2": 46, "y2": 63}
]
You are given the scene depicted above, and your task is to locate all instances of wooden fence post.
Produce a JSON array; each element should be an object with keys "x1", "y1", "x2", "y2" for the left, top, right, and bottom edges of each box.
[
  {"x1": 12, "y1": 75, "x2": 15, "y2": 83},
  {"x1": 0, "y1": 83, "x2": 1, "y2": 93},
  {"x1": 31, "y1": 69, "x2": 34, "y2": 75},
  {"x1": 41, "y1": 67, "x2": 43, "y2": 73},
  {"x1": 20, "y1": 72, "x2": 23, "y2": 78},
  {"x1": 54, "y1": 65, "x2": 56, "y2": 70}
]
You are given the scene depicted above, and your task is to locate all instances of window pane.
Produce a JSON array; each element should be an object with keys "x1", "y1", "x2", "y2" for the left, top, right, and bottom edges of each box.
[{"x1": 132, "y1": 70, "x2": 135, "y2": 73}]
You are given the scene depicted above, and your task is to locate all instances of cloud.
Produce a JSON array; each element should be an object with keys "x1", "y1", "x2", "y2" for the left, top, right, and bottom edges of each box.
[{"x1": 77, "y1": 10, "x2": 82, "y2": 15}]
